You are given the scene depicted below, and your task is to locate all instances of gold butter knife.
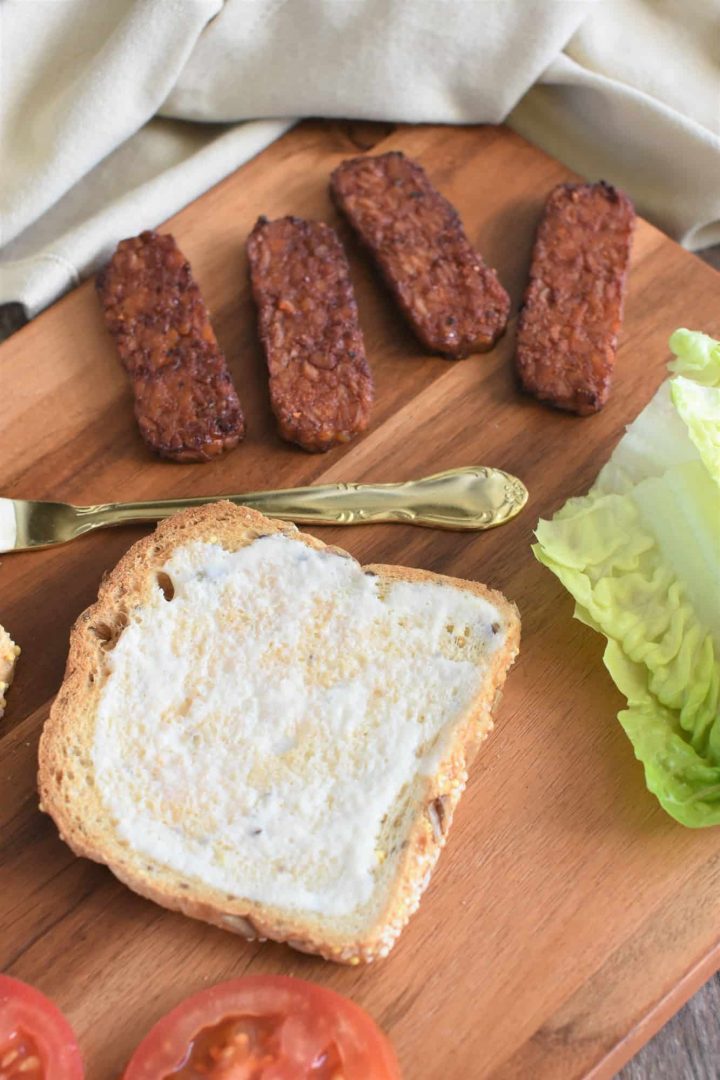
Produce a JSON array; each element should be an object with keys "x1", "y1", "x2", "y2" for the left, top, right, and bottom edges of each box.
[{"x1": 0, "y1": 466, "x2": 527, "y2": 553}]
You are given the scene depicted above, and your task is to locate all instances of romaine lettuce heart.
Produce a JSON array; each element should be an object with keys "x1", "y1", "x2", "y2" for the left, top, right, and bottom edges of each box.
[
  {"x1": 671, "y1": 377, "x2": 720, "y2": 486},
  {"x1": 534, "y1": 330, "x2": 720, "y2": 827}
]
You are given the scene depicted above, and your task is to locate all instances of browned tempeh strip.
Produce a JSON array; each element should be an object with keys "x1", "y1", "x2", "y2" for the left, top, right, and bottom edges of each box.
[
  {"x1": 515, "y1": 182, "x2": 636, "y2": 415},
  {"x1": 247, "y1": 215, "x2": 374, "y2": 453},
  {"x1": 97, "y1": 231, "x2": 245, "y2": 462},
  {"x1": 330, "y1": 151, "x2": 510, "y2": 358}
]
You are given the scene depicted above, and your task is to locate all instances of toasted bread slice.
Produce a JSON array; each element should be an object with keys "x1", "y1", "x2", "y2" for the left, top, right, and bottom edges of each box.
[
  {"x1": 39, "y1": 503, "x2": 520, "y2": 963},
  {"x1": 0, "y1": 623, "x2": 20, "y2": 719}
]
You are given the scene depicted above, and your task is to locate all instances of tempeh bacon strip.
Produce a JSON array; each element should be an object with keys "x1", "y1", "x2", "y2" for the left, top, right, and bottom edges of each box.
[
  {"x1": 515, "y1": 181, "x2": 636, "y2": 415},
  {"x1": 330, "y1": 151, "x2": 510, "y2": 358},
  {"x1": 97, "y1": 230, "x2": 245, "y2": 462},
  {"x1": 247, "y1": 215, "x2": 374, "y2": 453}
]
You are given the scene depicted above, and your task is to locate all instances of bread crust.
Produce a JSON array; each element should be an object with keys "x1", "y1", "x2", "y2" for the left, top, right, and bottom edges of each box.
[{"x1": 38, "y1": 503, "x2": 520, "y2": 964}]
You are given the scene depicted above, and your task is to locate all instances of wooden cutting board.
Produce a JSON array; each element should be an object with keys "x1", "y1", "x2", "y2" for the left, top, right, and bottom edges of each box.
[{"x1": 2, "y1": 120, "x2": 719, "y2": 1080}]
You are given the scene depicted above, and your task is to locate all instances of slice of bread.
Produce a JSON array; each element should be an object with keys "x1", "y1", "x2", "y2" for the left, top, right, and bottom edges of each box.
[
  {"x1": 39, "y1": 503, "x2": 520, "y2": 963},
  {"x1": 0, "y1": 623, "x2": 20, "y2": 719}
]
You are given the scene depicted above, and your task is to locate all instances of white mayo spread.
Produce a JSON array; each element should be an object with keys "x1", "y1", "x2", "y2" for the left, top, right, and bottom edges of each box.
[{"x1": 92, "y1": 536, "x2": 504, "y2": 917}]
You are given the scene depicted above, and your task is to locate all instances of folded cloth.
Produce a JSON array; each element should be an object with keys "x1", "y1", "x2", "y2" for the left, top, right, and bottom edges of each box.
[
  {"x1": 1, "y1": 0, "x2": 718, "y2": 319},
  {"x1": 511, "y1": 0, "x2": 720, "y2": 251}
]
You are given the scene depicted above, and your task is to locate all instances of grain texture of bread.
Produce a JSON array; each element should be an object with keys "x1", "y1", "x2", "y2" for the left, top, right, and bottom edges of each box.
[{"x1": 39, "y1": 503, "x2": 520, "y2": 964}]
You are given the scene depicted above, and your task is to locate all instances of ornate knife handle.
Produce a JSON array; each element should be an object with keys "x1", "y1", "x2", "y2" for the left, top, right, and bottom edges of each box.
[{"x1": 94, "y1": 466, "x2": 528, "y2": 532}]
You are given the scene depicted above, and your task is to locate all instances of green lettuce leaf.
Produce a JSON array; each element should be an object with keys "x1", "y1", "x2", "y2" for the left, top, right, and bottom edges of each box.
[
  {"x1": 671, "y1": 376, "x2": 720, "y2": 486},
  {"x1": 534, "y1": 330, "x2": 720, "y2": 826},
  {"x1": 668, "y1": 328, "x2": 720, "y2": 386}
]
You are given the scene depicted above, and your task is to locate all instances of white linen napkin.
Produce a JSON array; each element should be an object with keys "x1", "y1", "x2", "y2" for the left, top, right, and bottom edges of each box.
[
  {"x1": 511, "y1": 0, "x2": 720, "y2": 250},
  {"x1": 1, "y1": 0, "x2": 718, "y2": 318}
]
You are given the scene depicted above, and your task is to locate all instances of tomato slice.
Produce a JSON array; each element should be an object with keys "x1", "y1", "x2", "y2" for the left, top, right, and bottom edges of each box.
[
  {"x1": 123, "y1": 975, "x2": 401, "y2": 1080},
  {"x1": 0, "y1": 975, "x2": 83, "y2": 1080}
]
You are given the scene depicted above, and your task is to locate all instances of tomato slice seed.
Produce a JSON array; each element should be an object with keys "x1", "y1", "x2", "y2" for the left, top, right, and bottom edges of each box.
[
  {"x1": 165, "y1": 1014, "x2": 283, "y2": 1078},
  {"x1": 310, "y1": 1043, "x2": 344, "y2": 1077},
  {"x1": 0, "y1": 1029, "x2": 44, "y2": 1080}
]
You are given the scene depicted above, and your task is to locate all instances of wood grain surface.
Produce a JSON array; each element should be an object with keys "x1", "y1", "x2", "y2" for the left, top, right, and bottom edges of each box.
[{"x1": 1, "y1": 121, "x2": 719, "y2": 1080}]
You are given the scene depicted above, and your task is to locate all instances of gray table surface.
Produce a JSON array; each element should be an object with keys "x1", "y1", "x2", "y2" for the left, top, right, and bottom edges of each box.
[{"x1": 2, "y1": 246, "x2": 719, "y2": 1080}]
